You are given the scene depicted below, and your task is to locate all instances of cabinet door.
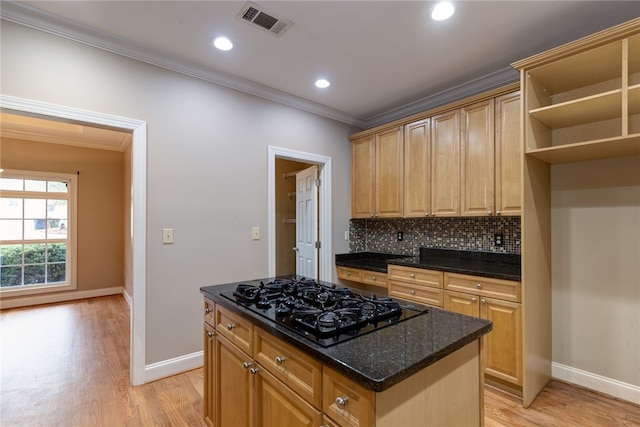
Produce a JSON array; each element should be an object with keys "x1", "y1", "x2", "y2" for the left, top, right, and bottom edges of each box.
[
  {"x1": 253, "y1": 366, "x2": 322, "y2": 427},
  {"x1": 443, "y1": 290, "x2": 480, "y2": 317},
  {"x1": 431, "y1": 110, "x2": 461, "y2": 216},
  {"x1": 481, "y1": 297, "x2": 523, "y2": 386},
  {"x1": 461, "y1": 99, "x2": 495, "y2": 216},
  {"x1": 495, "y1": 91, "x2": 522, "y2": 216},
  {"x1": 216, "y1": 334, "x2": 252, "y2": 427},
  {"x1": 351, "y1": 135, "x2": 375, "y2": 218},
  {"x1": 404, "y1": 119, "x2": 431, "y2": 217},
  {"x1": 204, "y1": 324, "x2": 216, "y2": 427},
  {"x1": 375, "y1": 126, "x2": 404, "y2": 218}
]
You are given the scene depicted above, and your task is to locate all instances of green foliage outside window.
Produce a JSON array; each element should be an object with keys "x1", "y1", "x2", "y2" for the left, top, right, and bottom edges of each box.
[{"x1": 0, "y1": 243, "x2": 67, "y2": 287}]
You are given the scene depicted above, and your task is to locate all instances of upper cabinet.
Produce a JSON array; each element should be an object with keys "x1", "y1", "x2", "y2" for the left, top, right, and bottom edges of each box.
[
  {"x1": 351, "y1": 127, "x2": 403, "y2": 218},
  {"x1": 350, "y1": 87, "x2": 521, "y2": 219},
  {"x1": 512, "y1": 18, "x2": 640, "y2": 164}
]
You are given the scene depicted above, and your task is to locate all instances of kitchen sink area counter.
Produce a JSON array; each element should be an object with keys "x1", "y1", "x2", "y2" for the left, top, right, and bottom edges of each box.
[{"x1": 201, "y1": 278, "x2": 492, "y2": 426}]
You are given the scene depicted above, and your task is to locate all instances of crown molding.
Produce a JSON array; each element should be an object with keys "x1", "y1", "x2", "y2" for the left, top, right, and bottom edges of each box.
[{"x1": 1, "y1": 0, "x2": 519, "y2": 130}]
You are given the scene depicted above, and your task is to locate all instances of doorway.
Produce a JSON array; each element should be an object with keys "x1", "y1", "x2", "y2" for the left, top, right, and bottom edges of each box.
[
  {"x1": 0, "y1": 94, "x2": 147, "y2": 386},
  {"x1": 267, "y1": 146, "x2": 333, "y2": 282}
]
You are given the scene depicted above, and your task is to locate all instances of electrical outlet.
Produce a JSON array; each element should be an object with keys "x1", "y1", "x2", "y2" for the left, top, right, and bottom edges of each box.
[
  {"x1": 344, "y1": 230, "x2": 349, "y2": 241},
  {"x1": 397, "y1": 231, "x2": 403, "y2": 241},
  {"x1": 494, "y1": 233, "x2": 504, "y2": 247}
]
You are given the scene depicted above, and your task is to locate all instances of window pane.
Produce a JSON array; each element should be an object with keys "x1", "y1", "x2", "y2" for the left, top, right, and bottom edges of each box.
[
  {"x1": 0, "y1": 178, "x2": 23, "y2": 191},
  {"x1": 47, "y1": 263, "x2": 66, "y2": 283},
  {"x1": 48, "y1": 220, "x2": 67, "y2": 239},
  {"x1": 25, "y1": 180, "x2": 46, "y2": 192},
  {"x1": 0, "y1": 219, "x2": 23, "y2": 240},
  {"x1": 47, "y1": 181, "x2": 68, "y2": 193},
  {"x1": 24, "y1": 264, "x2": 45, "y2": 285},
  {"x1": 0, "y1": 198, "x2": 23, "y2": 219},
  {"x1": 48, "y1": 243, "x2": 66, "y2": 262},
  {"x1": 24, "y1": 220, "x2": 46, "y2": 240},
  {"x1": 0, "y1": 245, "x2": 23, "y2": 266},
  {"x1": 24, "y1": 199, "x2": 46, "y2": 218},
  {"x1": 47, "y1": 200, "x2": 67, "y2": 219},
  {"x1": 24, "y1": 243, "x2": 45, "y2": 264},
  {"x1": 1, "y1": 266, "x2": 22, "y2": 287}
]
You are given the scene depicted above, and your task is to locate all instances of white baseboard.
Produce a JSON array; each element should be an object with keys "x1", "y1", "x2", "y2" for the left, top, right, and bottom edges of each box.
[
  {"x1": 0, "y1": 286, "x2": 124, "y2": 309},
  {"x1": 552, "y1": 362, "x2": 640, "y2": 405},
  {"x1": 122, "y1": 289, "x2": 132, "y2": 308},
  {"x1": 144, "y1": 351, "x2": 203, "y2": 383}
]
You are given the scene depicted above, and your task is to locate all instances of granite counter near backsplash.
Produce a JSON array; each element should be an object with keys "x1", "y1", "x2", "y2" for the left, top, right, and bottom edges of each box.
[{"x1": 349, "y1": 216, "x2": 520, "y2": 256}]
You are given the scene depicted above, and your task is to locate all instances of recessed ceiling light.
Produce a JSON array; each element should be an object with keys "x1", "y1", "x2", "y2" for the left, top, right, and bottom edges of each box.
[
  {"x1": 211, "y1": 36, "x2": 233, "y2": 51},
  {"x1": 431, "y1": 1, "x2": 455, "y2": 21},
  {"x1": 315, "y1": 79, "x2": 331, "y2": 89}
]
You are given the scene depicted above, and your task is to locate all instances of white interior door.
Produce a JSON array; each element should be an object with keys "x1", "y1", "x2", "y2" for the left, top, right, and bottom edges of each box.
[{"x1": 295, "y1": 166, "x2": 318, "y2": 279}]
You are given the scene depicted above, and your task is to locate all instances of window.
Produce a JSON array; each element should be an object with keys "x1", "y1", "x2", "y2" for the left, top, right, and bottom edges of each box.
[{"x1": 0, "y1": 170, "x2": 77, "y2": 296}]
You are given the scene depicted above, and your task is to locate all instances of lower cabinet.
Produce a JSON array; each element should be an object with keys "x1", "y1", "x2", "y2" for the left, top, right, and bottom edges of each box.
[
  {"x1": 337, "y1": 266, "x2": 387, "y2": 289},
  {"x1": 387, "y1": 265, "x2": 443, "y2": 307},
  {"x1": 444, "y1": 273, "x2": 523, "y2": 388}
]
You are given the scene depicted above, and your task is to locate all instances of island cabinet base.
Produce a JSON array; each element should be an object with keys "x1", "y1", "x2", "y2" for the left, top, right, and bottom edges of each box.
[{"x1": 324, "y1": 340, "x2": 484, "y2": 427}]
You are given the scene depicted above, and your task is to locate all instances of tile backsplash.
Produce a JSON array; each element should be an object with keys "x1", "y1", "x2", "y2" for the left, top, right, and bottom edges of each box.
[{"x1": 349, "y1": 216, "x2": 520, "y2": 256}]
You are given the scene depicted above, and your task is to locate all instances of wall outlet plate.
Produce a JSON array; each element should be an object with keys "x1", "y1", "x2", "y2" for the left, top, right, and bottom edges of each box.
[
  {"x1": 397, "y1": 231, "x2": 403, "y2": 241},
  {"x1": 494, "y1": 233, "x2": 504, "y2": 246}
]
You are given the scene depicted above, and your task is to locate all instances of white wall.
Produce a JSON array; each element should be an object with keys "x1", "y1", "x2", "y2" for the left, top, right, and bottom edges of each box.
[
  {"x1": 551, "y1": 156, "x2": 640, "y2": 388},
  {"x1": 1, "y1": 21, "x2": 353, "y2": 365}
]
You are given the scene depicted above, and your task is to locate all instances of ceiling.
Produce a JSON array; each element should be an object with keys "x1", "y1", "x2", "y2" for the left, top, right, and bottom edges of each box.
[{"x1": 1, "y1": 1, "x2": 639, "y2": 130}]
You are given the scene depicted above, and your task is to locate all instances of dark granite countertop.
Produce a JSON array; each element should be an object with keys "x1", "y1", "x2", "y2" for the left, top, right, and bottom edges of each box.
[
  {"x1": 201, "y1": 279, "x2": 492, "y2": 393},
  {"x1": 336, "y1": 248, "x2": 521, "y2": 281}
]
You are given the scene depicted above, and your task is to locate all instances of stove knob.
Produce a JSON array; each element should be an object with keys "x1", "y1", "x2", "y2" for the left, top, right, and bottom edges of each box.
[
  {"x1": 335, "y1": 396, "x2": 349, "y2": 408},
  {"x1": 275, "y1": 356, "x2": 286, "y2": 364},
  {"x1": 227, "y1": 323, "x2": 235, "y2": 330}
]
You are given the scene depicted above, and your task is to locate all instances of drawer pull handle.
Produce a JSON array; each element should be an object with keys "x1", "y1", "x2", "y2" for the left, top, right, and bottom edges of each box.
[
  {"x1": 471, "y1": 297, "x2": 477, "y2": 303},
  {"x1": 347, "y1": 271, "x2": 351, "y2": 276},
  {"x1": 481, "y1": 299, "x2": 486, "y2": 304},
  {"x1": 227, "y1": 323, "x2": 235, "y2": 330},
  {"x1": 371, "y1": 276, "x2": 376, "y2": 281},
  {"x1": 476, "y1": 283, "x2": 482, "y2": 289},
  {"x1": 242, "y1": 362, "x2": 252, "y2": 369},
  {"x1": 275, "y1": 356, "x2": 286, "y2": 364},
  {"x1": 250, "y1": 367, "x2": 259, "y2": 375},
  {"x1": 410, "y1": 290, "x2": 416, "y2": 295},
  {"x1": 335, "y1": 396, "x2": 349, "y2": 408},
  {"x1": 207, "y1": 331, "x2": 215, "y2": 338},
  {"x1": 410, "y1": 273, "x2": 415, "y2": 278},
  {"x1": 205, "y1": 307, "x2": 212, "y2": 314}
]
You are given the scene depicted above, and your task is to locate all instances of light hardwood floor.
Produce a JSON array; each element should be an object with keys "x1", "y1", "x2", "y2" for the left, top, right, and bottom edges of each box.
[{"x1": 1, "y1": 295, "x2": 638, "y2": 426}]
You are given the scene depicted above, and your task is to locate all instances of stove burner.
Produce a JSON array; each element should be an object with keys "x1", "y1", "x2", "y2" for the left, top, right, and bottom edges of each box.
[{"x1": 223, "y1": 277, "x2": 427, "y2": 347}]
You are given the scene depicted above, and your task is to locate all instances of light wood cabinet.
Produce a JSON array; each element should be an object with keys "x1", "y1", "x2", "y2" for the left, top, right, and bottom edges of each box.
[
  {"x1": 431, "y1": 109, "x2": 461, "y2": 216},
  {"x1": 323, "y1": 367, "x2": 375, "y2": 427},
  {"x1": 215, "y1": 333, "x2": 252, "y2": 427},
  {"x1": 444, "y1": 273, "x2": 523, "y2": 388},
  {"x1": 403, "y1": 118, "x2": 431, "y2": 217},
  {"x1": 337, "y1": 266, "x2": 387, "y2": 289},
  {"x1": 388, "y1": 265, "x2": 443, "y2": 307},
  {"x1": 513, "y1": 19, "x2": 640, "y2": 164},
  {"x1": 461, "y1": 99, "x2": 495, "y2": 216},
  {"x1": 203, "y1": 322, "x2": 216, "y2": 427},
  {"x1": 351, "y1": 127, "x2": 403, "y2": 218},
  {"x1": 495, "y1": 91, "x2": 522, "y2": 215}
]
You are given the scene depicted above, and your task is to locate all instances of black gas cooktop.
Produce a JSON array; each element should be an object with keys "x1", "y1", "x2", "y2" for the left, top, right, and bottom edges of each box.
[{"x1": 220, "y1": 276, "x2": 428, "y2": 347}]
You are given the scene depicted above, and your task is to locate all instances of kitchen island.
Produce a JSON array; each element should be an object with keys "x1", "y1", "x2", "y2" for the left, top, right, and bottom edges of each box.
[{"x1": 201, "y1": 277, "x2": 492, "y2": 427}]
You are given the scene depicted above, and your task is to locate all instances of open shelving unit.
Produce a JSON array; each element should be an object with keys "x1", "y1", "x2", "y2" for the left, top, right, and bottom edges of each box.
[{"x1": 514, "y1": 22, "x2": 640, "y2": 164}]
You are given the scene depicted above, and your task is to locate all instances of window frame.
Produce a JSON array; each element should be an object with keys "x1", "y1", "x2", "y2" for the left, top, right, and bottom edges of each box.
[{"x1": 0, "y1": 169, "x2": 78, "y2": 296}]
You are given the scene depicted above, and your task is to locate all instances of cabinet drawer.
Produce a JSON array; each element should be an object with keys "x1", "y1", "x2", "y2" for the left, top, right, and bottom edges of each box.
[
  {"x1": 254, "y1": 327, "x2": 323, "y2": 409},
  {"x1": 389, "y1": 282, "x2": 443, "y2": 307},
  {"x1": 215, "y1": 304, "x2": 253, "y2": 354},
  {"x1": 387, "y1": 265, "x2": 443, "y2": 288},
  {"x1": 204, "y1": 297, "x2": 216, "y2": 327},
  {"x1": 337, "y1": 266, "x2": 363, "y2": 282},
  {"x1": 362, "y1": 271, "x2": 387, "y2": 287},
  {"x1": 444, "y1": 272, "x2": 521, "y2": 302},
  {"x1": 323, "y1": 367, "x2": 374, "y2": 427}
]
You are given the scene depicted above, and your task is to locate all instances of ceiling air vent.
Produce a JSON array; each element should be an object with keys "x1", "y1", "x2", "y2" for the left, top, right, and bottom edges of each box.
[{"x1": 237, "y1": 2, "x2": 293, "y2": 37}]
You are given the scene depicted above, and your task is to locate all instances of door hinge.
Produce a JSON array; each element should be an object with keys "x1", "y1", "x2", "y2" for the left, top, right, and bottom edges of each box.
[
  {"x1": 315, "y1": 179, "x2": 321, "y2": 187},
  {"x1": 315, "y1": 241, "x2": 321, "y2": 249}
]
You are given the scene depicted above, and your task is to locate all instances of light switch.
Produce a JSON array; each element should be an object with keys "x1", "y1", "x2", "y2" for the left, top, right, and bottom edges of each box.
[
  {"x1": 252, "y1": 227, "x2": 260, "y2": 240},
  {"x1": 162, "y1": 228, "x2": 174, "y2": 244}
]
